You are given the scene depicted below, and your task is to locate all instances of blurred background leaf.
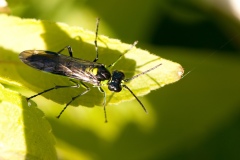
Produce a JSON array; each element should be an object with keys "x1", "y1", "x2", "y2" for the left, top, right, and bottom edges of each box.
[
  {"x1": 0, "y1": 84, "x2": 57, "y2": 159},
  {"x1": 1, "y1": 0, "x2": 240, "y2": 159}
]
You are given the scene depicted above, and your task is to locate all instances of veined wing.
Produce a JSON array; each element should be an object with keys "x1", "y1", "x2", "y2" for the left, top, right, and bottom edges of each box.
[{"x1": 19, "y1": 50, "x2": 109, "y2": 86}]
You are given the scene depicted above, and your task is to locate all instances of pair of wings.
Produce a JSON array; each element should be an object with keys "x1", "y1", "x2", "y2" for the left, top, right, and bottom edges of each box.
[{"x1": 19, "y1": 50, "x2": 106, "y2": 86}]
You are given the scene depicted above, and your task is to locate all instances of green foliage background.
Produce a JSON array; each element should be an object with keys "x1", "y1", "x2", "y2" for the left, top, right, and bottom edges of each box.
[{"x1": 1, "y1": 0, "x2": 240, "y2": 159}]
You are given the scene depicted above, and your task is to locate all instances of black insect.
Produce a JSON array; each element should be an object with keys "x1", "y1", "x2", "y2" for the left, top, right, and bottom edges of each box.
[{"x1": 19, "y1": 18, "x2": 161, "y2": 122}]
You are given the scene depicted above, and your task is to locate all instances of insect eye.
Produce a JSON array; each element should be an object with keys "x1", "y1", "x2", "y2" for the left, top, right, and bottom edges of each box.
[
  {"x1": 108, "y1": 83, "x2": 122, "y2": 92},
  {"x1": 108, "y1": 70, "x2": 125, "y2": 92}
]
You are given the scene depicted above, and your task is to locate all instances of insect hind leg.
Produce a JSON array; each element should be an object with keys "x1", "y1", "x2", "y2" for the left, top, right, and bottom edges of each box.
[
  {"x1": 57, "y1": 45, "x2": 73, "y2": 57},
  {"x1": 26, "y1": 79, "x2": 80, "y2": 106},
  {"x1": 56, "y1": 82, "x2": 90, "y2": 119}
]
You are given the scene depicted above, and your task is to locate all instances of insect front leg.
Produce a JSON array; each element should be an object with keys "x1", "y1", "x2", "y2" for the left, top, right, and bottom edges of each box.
[
  {"x1": 56, "y1": 81, "x2": 90, "y2": 118},
  {"x1": 57, "y1": 45, "x2": 74, "y2": 57},
  {"x1": 26, "y1": 79, "x2": 80, "y2": 106},
  {"x1": 98, "y1": 86, "x2": 108, "y2": 123},
  {"x1": 107, "y1": 41, "x2": 138, "y2": 68}
]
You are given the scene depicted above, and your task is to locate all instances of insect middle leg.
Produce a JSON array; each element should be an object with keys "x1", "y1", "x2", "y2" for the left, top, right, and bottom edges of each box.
[
  {"x1": 93, "y1": 18, "x2": 100, "y2": 62},
  {"x1": 98, "y1": 86, "x2": 108, "y2": 123}
]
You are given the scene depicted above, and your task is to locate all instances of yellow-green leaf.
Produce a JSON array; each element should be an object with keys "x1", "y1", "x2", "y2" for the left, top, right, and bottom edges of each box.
[
  {"x1": 0, "y1": 84, "x2": 57, "y2": 159},
  {"x1": 0, "y1": 14, "x2": 183, "y2": 111}
]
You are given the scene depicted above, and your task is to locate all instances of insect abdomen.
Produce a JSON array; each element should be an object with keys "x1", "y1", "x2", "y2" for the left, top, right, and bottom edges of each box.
[{"x1": 19, "y1": 50, "x2": 61, "y2": 73}]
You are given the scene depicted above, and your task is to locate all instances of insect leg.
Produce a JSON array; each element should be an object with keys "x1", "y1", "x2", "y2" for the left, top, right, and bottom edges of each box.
[
  {"x1": 93, "y1": 18, "x2": 100, "y2": 62},
  {"x1": 57, "y1": 45, "x2": 73, "y2": 57},
  {"x1": 56, "y1": 82, "x2": 90, "y2": 118},
  {"x1": 107, "y1": 41, "x2": 138, "y2": 68},
  {"x1": 98, "y1": 87, "x2": 108, "y2": 123},
  {"x1": 26, "y1": 79, "x2": 80, "y2": 105}
]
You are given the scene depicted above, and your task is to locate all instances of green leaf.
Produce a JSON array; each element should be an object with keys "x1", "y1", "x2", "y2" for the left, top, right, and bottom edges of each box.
[
  {"x1": 0, "y1": 14, "x2": 183, "y2": 109},
  {"x1": 0, "y1": 84, "x2": 57, "y2": 159}
]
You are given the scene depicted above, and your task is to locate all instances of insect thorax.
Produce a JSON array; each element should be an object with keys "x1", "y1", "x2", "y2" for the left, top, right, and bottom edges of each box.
[
  {"x1": 94, "y1": 65, "x2": 111, "y2": 81},
  {"x1": 78, "y1": 65, "x2": 111, "y2": 86}
]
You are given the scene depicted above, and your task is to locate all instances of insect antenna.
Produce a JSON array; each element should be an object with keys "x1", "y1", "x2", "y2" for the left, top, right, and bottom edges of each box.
[
  {"x1": 121, "y1": 63, "x2": 162, "y2": 113},
  {"x1": 122, "y1": 84, "x2": 147, "y2": 113},
  {"x1": 124, "y1": 63, "x2": 162, "y2": 82}
]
